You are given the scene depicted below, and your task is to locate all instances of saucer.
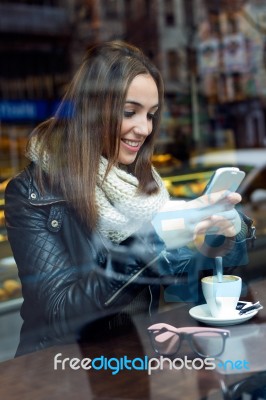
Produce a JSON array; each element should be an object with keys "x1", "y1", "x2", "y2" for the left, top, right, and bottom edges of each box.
[{"x1": 189, "y1": 304, "x2": 258, "y2": 326}]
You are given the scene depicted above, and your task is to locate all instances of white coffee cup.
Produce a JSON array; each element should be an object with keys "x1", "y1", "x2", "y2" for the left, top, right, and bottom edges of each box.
[{"x1": 201, "y1": 275, "x2": 242, "y2": 318}]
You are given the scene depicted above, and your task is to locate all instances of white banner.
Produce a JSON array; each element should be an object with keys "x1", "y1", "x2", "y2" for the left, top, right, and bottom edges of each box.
[
  {"x1": 222, "y1": 33, "x2": 248, "y2": 73},
  {"x1": 198, "y1": 39, "x2": 220, "y2": 75}
]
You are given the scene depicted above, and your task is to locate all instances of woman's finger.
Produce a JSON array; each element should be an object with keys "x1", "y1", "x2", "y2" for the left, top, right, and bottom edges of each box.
[
  {"x1": 196, "y1": 190, "x2": 242, "y2": 206},
  {"x1": 193, "y1": 210, "x2": 241, "y2": 237}
]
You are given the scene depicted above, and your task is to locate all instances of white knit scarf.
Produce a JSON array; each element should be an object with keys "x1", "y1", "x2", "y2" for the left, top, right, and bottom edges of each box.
[
  {"x1": 96, "y1": 157, "x2": 169, "y2": 243},
  {"x1": 27, "y1": 139, "x2": 169, "y2": 244}
]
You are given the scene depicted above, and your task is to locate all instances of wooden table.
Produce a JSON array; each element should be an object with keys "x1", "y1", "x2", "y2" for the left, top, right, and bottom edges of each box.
[{"x1": 0, "y1": 279, "x2": 265, "y2": 400}]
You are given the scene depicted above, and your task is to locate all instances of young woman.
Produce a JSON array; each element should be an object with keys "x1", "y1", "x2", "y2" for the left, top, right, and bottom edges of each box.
[{"x1": 5, "y1": 41, "x2": 253, "y2": 357}]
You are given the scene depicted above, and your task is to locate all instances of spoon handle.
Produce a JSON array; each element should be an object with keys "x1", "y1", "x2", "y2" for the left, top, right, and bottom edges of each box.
[{"x1": 215, "y1": 256, "x2": 223, "y2": 282}]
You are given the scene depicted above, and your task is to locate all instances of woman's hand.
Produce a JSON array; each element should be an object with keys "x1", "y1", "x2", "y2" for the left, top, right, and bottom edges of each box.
[
  {"x1": 152, "y1": 191, "x2": 242, "y2": 249},
  {"x1": 188, "y1": 191, "x2": 242, "y2": 238}
]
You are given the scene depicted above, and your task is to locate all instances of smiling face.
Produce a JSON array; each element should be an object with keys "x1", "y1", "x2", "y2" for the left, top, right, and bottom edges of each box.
[{"x1": 118, "y1": 74, "x2": 159, "y2": 165}]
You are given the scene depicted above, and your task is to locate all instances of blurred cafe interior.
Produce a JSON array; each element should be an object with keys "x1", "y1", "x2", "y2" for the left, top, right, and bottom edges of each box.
[{"x1": 1, "y1": 1, "x2": 266, "y2": 399}]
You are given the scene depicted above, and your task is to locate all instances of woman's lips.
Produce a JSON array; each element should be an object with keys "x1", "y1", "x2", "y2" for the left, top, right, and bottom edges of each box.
[{"x1": 121, "y1": 139, "x2": 142, "y2": 152}]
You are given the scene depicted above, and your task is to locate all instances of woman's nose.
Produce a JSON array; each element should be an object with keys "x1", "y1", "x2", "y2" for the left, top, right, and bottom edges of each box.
[{"x1": 133, "y1": 117, "x2": 151, "y2": 136}]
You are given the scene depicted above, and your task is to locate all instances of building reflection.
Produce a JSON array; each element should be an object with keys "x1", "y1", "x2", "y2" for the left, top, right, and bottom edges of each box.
[{"x1": 0, "y1": 0, "x2": 266, "y2": 180}]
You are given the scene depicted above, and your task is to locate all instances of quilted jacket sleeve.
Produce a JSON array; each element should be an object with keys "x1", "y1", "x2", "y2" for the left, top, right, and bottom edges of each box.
[{"x1": 4, "y1": 170, "x2": 165, "y2": 340}]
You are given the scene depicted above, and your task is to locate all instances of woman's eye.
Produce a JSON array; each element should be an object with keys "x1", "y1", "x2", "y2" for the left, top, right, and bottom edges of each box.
[
  {"x1": 147, "y1": 113, "x2": 156, "y2": 120},
  {"x1": 124, "y1": 111, "x2": 135, "y2": 118}
]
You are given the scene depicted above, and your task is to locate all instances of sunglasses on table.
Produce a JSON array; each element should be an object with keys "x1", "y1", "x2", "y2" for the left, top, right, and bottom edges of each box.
[{"x1": 148, "y1": 323, "x2": 230, "y2": 358}]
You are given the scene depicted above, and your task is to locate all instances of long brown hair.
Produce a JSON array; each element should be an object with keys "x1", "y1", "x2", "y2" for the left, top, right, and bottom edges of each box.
[{"x1": 27, "y1": 41, "x2": 164, "y2": 231}]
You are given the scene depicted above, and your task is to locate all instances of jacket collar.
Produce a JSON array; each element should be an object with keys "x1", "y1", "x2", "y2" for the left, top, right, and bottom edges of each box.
[{"x1": 26, "y1": 163, "x2": 66, "y2": 206}]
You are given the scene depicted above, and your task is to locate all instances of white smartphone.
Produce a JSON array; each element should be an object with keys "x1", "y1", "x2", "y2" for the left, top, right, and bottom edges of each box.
[{"x1": 203, "y1": 167, "x2": 246, "y2": 195}]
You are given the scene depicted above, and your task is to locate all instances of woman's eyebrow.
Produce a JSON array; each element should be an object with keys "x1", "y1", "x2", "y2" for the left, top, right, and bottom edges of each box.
[{"x1": 125, "y1": 100, "x2": 159, "y2": 109}]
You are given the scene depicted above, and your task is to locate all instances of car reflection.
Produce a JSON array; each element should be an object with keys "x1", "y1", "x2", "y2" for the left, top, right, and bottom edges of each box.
[{"x1": 154, "y1": 149, "x2": 266, "y2": 280}]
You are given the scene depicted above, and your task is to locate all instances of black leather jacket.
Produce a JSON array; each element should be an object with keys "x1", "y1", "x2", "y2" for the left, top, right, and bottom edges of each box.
[{"x1": 5, "y1": 163, "x2": 252, "y2": 356}]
